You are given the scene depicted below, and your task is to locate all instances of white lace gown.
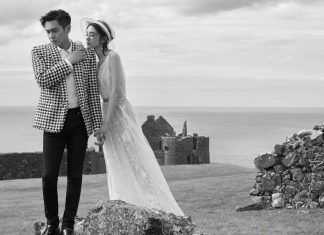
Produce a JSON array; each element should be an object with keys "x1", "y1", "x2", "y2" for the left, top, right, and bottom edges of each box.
[{"x1": 98, "y1": 51, "x2": 184, "y2": 216}]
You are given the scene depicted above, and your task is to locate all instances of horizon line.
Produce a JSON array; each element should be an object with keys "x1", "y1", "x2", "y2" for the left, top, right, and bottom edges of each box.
[{"x1": 0, "y1": 105, "x2": 324, "y2": 109}]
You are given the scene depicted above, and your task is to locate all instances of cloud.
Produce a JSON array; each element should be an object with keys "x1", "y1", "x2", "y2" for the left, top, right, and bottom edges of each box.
[
  {"x1": 0, "y1": 0, "x2": 69, "y2": 45},
  {"x1": 0, "y1": 0, "x2": 67, "y2": 27},
  {"x1": 175, "y1": 0, "x2": 323, "y2": 16},
  {"x1": 1, "y1": 0, "x2": 323, "y2": 31}
]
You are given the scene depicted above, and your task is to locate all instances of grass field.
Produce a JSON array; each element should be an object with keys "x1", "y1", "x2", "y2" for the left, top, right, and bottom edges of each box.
[{"x1": 1, "y1": 163, "x2": 324, "y2": 235}]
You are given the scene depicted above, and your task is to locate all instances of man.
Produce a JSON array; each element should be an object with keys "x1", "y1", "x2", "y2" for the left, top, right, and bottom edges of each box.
[{"x1": 31, "y1": 9, "x2": 102, "y2": 235}]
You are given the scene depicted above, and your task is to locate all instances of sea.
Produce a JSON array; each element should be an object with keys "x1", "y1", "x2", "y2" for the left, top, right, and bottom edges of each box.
[{"x1": 1, "y1": 106, "x2": 324, "y2": 168}]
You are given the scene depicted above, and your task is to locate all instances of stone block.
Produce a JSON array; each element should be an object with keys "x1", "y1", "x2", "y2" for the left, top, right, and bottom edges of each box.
[
  {"x1": 310, "y1": 130, "x2": 324, "y2": 144},
  {"x1": 260, "y1": 172, "x2": 281, "y2": 192},
  {"x1": 289, "y1": 168, "x2": 304, "y2": 182},
  {"x1": 297, "y1": 130, "x2": 313, "y2": 139},
  {"x1": 310, "y1": 181, "x2": 324, "y2": 195},
  {"x1": 273, "y1": 164, "x2": 286, "y2": 173},
  {"x1": 319, "y1": 194, "x2": 324, "y2": 207},
  {"x1": 282, "y1": 185, "x2": 298, "y2": 197},
  {"x1": 302, "y1": 137, "x2": 312, "y2": 147},
  {"x1": 254, "y1": 153, "x2": 279, "y2": 170},
  {"x1": 292, "y1": 190, "x2": 309, "y2": 204},
  {"x1": 271, "y1": 193, "x2": 284, "y2": 208},
  {"x1": 274, "y1": 144, "x2": 285, "y2": 155},
  {"x1": 282, "y1": 152, "x2": 297, "y2": 167}
]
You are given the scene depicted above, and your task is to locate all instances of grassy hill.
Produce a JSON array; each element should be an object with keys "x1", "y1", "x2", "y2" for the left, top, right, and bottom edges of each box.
[{"x1": 1, "y1": 163, "x2": 324, "y2": 234}]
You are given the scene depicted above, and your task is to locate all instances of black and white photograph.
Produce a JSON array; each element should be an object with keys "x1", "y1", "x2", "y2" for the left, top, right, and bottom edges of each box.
[{"x1": 0, "y1": 0, "x2": 324, "y2": 234}]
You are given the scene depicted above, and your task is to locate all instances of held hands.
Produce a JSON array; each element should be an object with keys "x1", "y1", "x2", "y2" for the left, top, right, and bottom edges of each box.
[
  {"x1": 66, "y1": 49, "x2": 86, "y2": 64},
  {"x1": 94, "y1": 126, "x2": 108, "y2": 146}
]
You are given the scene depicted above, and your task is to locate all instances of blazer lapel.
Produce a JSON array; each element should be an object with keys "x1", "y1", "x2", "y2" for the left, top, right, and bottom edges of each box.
[
  {"x1": 47, "y1": 43, "x2": 68, "y2": 99},
  {"x1": 48, "y1": 43, "x2": 62, "y2": 64}
]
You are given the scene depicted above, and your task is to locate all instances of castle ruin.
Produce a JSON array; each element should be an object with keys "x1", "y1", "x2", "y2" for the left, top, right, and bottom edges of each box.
[{"x1": 142, "y1": 115, "x2": 210, "y2": 165}]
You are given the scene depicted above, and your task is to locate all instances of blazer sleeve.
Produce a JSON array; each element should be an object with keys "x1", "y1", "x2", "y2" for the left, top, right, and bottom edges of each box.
[
  {"x1": 88, "y1": 51, "x2": 103, "y2": 130},
  {"x1": 31, "y1": 46, "x2": 72, "y2": 89}
]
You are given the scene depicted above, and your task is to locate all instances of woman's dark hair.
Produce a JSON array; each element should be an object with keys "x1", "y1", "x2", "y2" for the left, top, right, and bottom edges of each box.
[
  {"x1": 87, "y1": 22, "x2": 113, "y2": 55},
  {"x1": 40, "y1": 9, "x2": 71, "y2": 28}
]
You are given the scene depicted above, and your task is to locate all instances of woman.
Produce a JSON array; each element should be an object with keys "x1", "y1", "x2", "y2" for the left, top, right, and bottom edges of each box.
[{"x1": 80, "y1": 18, "x2": 184, "y2": 216}]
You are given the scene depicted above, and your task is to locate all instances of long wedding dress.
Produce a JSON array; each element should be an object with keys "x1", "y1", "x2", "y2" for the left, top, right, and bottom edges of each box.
[{"x1": 98, "y1": 51, "x2": 184, "y2": 216}]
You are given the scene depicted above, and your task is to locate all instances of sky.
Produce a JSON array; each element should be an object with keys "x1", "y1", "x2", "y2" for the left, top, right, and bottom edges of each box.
[{"x1": 0, "y1": 0, "x2": 324, "y2": 107}]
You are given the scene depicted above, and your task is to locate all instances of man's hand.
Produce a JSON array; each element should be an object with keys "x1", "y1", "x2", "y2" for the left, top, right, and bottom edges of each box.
[
  {"x1": 94, "y1": 128, "x2": 106, "y2": 146},
  {"x1": 66, "y1": 49, "x2": 86, "y2": 64}
]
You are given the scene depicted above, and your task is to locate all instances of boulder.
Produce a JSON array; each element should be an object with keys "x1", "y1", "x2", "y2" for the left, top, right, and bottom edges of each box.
[
  {"x1": 273, "y1": 164, "x2": 286, "y2": 173},
  {"x1": 319, "y1": 194, "x2": 324, "y2": 207},
  {"x1": 260, "y1": 172, "x2": 281, "y2": 191},
  {"x1": 282, "y1": 185, "x2": 298, "y2": 198},
  {"x1": 297, "y1": 130, "x2": 313, "y2": 139},
  {"x1": 254, "y1": 153, "x2": 280, "y2": 170},
  {"x1": 310, "y1": 181, "x2": 324, "y2": 196},
  {"x1": 289, "y1": 168, "x2": 304, "y2": 182},
  {"x1": 282, "y1": 152, "x2": 298, "y2": 168},
  {"x1": 274, "y1": 144, "x2": 285, "y2": 155},
  {"x1": 310, "y1": 130, "x2": 324, "y2": 144},
  {"x1": 271, "y1": 193, "x2": 284, "y2": 208},
  {"x1": 75, "y1": 200, "x2": 195, "y2": 235},
  {"x1": 35, "y1": 200, "x2": 195, "y2": 235}
]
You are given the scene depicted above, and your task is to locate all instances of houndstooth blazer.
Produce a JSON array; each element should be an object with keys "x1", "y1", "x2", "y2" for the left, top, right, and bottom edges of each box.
[{"x1": 31, "y1": 41, "x2": 102, "y2": 136}]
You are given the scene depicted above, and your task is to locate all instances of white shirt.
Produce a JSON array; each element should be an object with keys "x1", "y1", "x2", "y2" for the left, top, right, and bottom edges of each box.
[{"x1": 58, "y1": 43, "x2": 79, "y2": 109}]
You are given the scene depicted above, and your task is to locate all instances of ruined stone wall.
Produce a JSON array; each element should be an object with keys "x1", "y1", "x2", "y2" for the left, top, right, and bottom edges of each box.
[
  {"x1": 250, "y1": 126, "x2": 324, "y2": 209},
  {"x1": 0, "y1": 149, "x2": 105, "y2": 180},
  {"x1": 174, "y1": 136, "x2": 194, "y2": 164},
  {"x1": 153, "y1": 150, "x2": 165, "y2": 165},
  {"x1": 162, "y1": 137, "x2": 177, "y2": 165},
  {"x1": 141, "y1": 115, "x2": 175, "y2": 151},
  {"x1": 141, "y1": 115, "x2": 161, "y2": 150},
  {"x1": 195, "y1": 136, "x2": 210, "y2": 164},
  {"x1": 155, "y1": 116, "x2": 175, "y2": 136},
  {"x1": 162, "y1": 136, "x2": 194, "y2": 165},
  {"x1": 0, "y1": 152, "x2": 43, "y2": 180}
]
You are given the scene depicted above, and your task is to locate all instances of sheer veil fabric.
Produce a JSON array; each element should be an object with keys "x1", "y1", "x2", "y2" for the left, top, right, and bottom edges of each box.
[{"x1": 98, "y1": 51, "x2": 184, "y2": 216}]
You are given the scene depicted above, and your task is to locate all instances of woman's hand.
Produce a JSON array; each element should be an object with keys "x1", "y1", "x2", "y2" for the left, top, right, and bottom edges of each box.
[{"x1": 94, "y1": 125, "x2": 108, "y2": 145}]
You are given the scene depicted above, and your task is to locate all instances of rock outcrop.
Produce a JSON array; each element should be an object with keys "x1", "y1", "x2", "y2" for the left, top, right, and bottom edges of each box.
[
  {"x1": 35, "y1": 200, "x2": 196, "y2": 235},
  {"x1": 249, "y1": 124, "x2": 324, "y2": 209}
]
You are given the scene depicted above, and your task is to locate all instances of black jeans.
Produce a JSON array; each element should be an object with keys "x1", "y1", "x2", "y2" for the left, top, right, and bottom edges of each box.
[{"x1": 42, "y1": 108, "x2": 88, "y2": 229}]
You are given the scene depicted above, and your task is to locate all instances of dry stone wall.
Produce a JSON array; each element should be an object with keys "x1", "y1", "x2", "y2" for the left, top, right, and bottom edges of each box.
[
  {"x1": 0, "y1": 149, "x2": 105, "y2": 180},
  {"x1": 250, "y1": 124, "x2": 324, "y2": 209}
]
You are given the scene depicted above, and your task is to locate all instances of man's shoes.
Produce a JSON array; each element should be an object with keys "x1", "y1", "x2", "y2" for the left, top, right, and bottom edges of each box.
[
  {"x1": 61, "y1": 228, "x2": 74, "y2": 235},
  {"x1": 42, "y1": 225, "x2": 60, "y2": 235}
]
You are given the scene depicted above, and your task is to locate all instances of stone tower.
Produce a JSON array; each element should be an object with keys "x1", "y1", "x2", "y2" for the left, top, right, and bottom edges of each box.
[
  {"x1": 162, "y1": 136, "x2": 194, "y2": 165},
  {"x1": 141, "y1": 115, "x2": 175, "y2": 151},
  {"x1": 193, "y1": 134, "x2": 210, "y2": 164},
  {"x1": 182, "y1": 121, "x2": 187, "y2": 136}
]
